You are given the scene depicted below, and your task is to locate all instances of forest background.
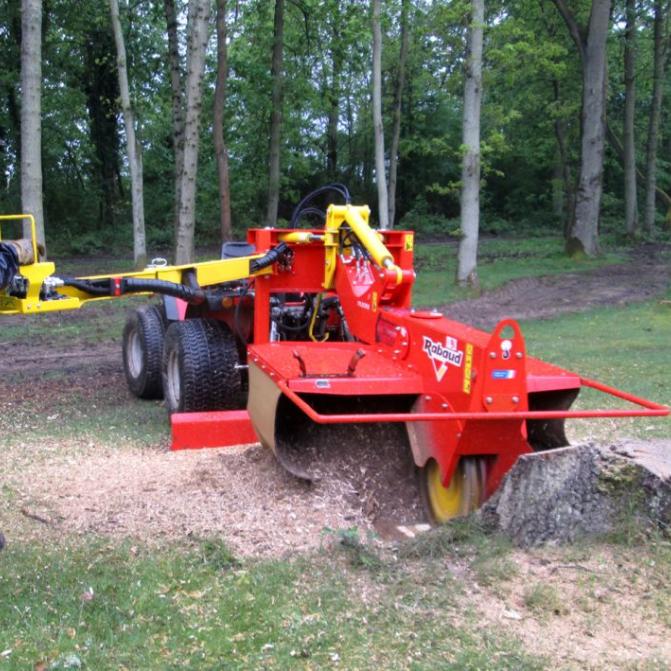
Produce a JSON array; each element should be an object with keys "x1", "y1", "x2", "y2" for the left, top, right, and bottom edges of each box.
[{"x1": 0, "y1": 0, "x2": 669, "y2": 276}]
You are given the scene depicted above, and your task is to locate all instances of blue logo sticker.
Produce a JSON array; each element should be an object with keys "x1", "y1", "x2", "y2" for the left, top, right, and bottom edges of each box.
[{"x1": 492, "y1": 369, "x2": 516, "y2": 380}]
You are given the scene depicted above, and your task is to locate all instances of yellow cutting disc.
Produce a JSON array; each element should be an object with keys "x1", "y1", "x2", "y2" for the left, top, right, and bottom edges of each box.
[{"x1": 422, "y1": 458, "x2": 486, "y2": 524}]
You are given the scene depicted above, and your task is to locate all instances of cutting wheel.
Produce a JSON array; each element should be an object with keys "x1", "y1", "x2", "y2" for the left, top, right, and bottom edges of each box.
[{"x1": 419, "y1": 457, "x2": 487, "y2": 523}]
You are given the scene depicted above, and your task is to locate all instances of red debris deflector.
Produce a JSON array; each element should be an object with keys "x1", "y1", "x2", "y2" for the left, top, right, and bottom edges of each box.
[
  {"x1": 249, "y1": 342, "x2": 424, "y2": 396},
  {"x1": 171, "y1": 410, "x2": 259, "y2": 451}
]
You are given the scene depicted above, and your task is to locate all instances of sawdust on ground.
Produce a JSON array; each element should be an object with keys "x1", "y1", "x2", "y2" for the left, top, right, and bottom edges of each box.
[{"x1": 5, "y1": 442, "x2": 370, "y2": 557}]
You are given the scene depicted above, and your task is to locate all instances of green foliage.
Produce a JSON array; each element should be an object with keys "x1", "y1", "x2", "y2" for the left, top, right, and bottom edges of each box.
[{"x1": 0, "y1": 0, "x2": 669, "y2": 255}]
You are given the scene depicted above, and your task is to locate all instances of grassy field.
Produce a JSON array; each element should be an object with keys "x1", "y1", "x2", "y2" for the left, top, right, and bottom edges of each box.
[
  {"x1": 0, "y1": 235, "x2": 669, "y2": 670},
  {"x1": 523, "y1": 296, "x2": 671, "y2": 441},
  {"x1": 412, "y1": 234, "x2": 626, "y2": 305}
]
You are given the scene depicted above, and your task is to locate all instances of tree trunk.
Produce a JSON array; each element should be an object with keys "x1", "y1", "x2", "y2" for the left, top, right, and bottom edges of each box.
[
  {"x1": 214, "y1": 0, "x2": 232, "y2": 243},
  {"x1": 326, "y1": 18, "x2": 341, "y2": 180},
  {"x1": 552, "y1": 81, "x2": 574, "y2": 238},
  {"x1": 606, "y1": 122, "x2": 671, "y2": 223},
  {"x1": 552, "y1": 158, "x2": 564, "y2": 220},
  {"x1": 553, "y1": 0, "x2": 611, "y2": 258},
  {"x1": 109, "y1": 0, "x2": 146, "y2": 269},
  {"x1": 20, "y1": 0, "x2": 45, "y2": 248},
  {"x1": 371, "y1": 0, "x2": 389, "y2": 230},
  {"x1": 163, "y1": 0, "x2": 185, "y2": 243},
  {"x1": 457, "y1": 0, "x2": 484, "y2": 288},
  {"x1": 265, "y1": 0, "x2": 284, "y2": 228},
  {"x1": 175, "y1": 0, "x2": 211, "y2": 264},
  {"x1": 643, "y1": 0, "x2": 668, "y2": 232},
  {"x1": 623, "y1": 0, "x2": 638, "y2": 236},
  {"x1": 481, "y1": 441, "x2": 671, "y2": 547},
  {"x1": 387, "y1": 0, "x2": 410, "y2": 229}
]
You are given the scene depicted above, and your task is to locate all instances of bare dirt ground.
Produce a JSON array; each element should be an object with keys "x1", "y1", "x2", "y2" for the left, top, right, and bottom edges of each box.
[
  {"x1": 442, "y1": 244, "x2": 670, "y2": 329},
  {"x1": 0, "y1": 244, "x2": 669, "y2": 561}
]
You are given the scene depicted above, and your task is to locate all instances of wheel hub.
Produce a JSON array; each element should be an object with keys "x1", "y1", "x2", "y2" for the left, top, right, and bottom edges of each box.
[
  {"x1": 127, "y1": 329, "x2": 143, "y2": 379},
  {"x1": 422, "y1": 457, "x2": 486, "y2": 524},
  {"x1": 165, "y1": 348, "x2": 182, "y2": 410}
]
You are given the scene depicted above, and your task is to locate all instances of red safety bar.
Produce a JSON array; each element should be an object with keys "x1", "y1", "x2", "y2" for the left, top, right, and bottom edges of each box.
[{"x1": 276, "y1": 377, "x2": 669, "y2": 425}]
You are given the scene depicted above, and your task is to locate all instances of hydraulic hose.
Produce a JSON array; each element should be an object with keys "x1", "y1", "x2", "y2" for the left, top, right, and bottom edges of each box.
[
  {"x1": 249, "y1": 242, "x2": 290, "y2": 273},
  {"x1": 122, "y1": 278, "x2": 207, "y2": 304},
  {"x1": 289, "y1": 184, "x2": 351, "y2": 228},
  {"x1": 59, "y1": 242, "x2": 292, "y2": 303},
  {"x1": 60, "y1": 276, "x2": 207, "y2": 304}
]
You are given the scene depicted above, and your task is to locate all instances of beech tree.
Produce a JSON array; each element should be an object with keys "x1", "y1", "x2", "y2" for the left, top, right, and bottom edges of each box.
[
  {"x1": 552, "y1": 0, "x2": 611, "y2": 257},
  {"x1": 371, "y1": 0, "x2": 389, "y2": 230},
  {"x1": 457, "y1": 0, "x2": 484, "y2": 287},
  {"x1": 643, "y1": 0, "x2": 670, "y2": 231},
  {"x1": 265, "y1": 0, "x2": 284, "y2": 228},
  {"x1": 623, "y1": 0, "x2": 638, "y2": 236},
  {"x1": 175, "y1": 0, "x2": 211, "y2": 264},
  {"x1": 109, "y1": 0, "x2": 146, "y2": 269},
  {"x1": 388, "y1": 0, "x2": 410, "y2": 228},
  {"x1": 20, "y1": 0, "x2": 45, "y2": 247},
  {"x1": 2, "y1": 0, "x2": 670, "y2": 255},
  {"x1": 163, "y1": 0, "x2": 185, "y2": 240},
  {"x1": 214, "y1": 0, "x2": 232, "y2": 242}
]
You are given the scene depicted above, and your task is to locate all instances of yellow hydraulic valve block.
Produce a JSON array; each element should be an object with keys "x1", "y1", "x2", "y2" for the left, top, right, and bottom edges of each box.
[{"x1": 323, "y1": 204, "x2": 402, "y2": 289}]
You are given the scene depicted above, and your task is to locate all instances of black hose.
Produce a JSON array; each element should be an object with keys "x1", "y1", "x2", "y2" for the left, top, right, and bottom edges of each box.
[
  {"x1": 249, "y1": 242, "x2": 290, "y2": 273},
  {"x1": 61, "y1": 277, "x2": 207, "y2": 304},
  {"x1": 123, "y1": 278, "x2": 207, "y2": 304},
  {"x1": 293, "y1": 207, "x2": 326, "y2": 225},
  {"x1": 289, "y1": 183, "x2": 352, "y2": 228},
  {"x1": 60, "y1": 278, "x2": 111, "y2": 296},
  {"x1": 60, "y1": 242, "x2": 291, "y2": 304}
]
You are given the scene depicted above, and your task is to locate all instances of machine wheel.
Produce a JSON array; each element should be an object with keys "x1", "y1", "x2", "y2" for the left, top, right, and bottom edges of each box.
[
  {"x1": 162, "y1": 319, "x2": 242, "y2": 414},
  {"x1": 122, "y1": 304, "x2": 167, "y2": 399},
  {"x1": 418, "y1": 457, "x2": 487, "y2": 524}
]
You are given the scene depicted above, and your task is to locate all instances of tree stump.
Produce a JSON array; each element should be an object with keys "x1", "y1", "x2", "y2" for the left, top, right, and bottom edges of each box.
[{"x1": 480, "y1": 441, "x2": 671, "y2": 547}]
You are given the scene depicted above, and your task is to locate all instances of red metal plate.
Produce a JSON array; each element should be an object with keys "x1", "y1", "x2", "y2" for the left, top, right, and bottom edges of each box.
[{"x1": 171, "y1": 410, "x2": 259, "y2": 450}]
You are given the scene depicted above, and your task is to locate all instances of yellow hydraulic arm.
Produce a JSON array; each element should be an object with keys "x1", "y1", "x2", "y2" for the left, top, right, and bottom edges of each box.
[
  {"x1": 0, "y1": 205, "x2": 403, "y2": 315},
  {"x1": 0, "y1": 213, "x2": 277, "y2": 315}
]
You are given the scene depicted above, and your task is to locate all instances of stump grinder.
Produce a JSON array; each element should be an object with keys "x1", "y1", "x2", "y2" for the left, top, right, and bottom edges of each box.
[{"x1": 1, "y1": 188, "x2": 668, "y2": 523}]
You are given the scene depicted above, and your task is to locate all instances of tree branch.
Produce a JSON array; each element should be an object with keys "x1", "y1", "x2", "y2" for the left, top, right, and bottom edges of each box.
[{"x1": 551, "y1": 0, "x2": 586, "y2": 58}]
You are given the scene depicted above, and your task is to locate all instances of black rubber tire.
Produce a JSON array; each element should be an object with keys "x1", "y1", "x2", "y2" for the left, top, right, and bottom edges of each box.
[
  {"x1": 161, "y1": 319, "x2": 243, "y2": 414},
  {"x1": 122, "y1": 304, "x2": 167, "y2": 399}
]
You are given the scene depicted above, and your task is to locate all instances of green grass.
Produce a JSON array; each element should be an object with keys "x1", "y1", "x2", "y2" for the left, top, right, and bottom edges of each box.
[
  {"x1": 521, "y1": 293, "x2": 671, "y2": 440},
  {"x1": 523, "y1": 583, "x2": 568, "y2": 618},
  {"x1": 0, "y1": 391, "x2": 168, "y2": 452},
  {"x1": 0, "y1": 539, "x2": 545, "y2": 671},
  {"x1": 0, "y1": 361, "x2": 168, "y2": 452},
  {"x1": 412, "y1": 235, "x2": 625, "y2": 306},
  {"x1": 0, "y1": 296, "x2": 147, "y2": 346}
]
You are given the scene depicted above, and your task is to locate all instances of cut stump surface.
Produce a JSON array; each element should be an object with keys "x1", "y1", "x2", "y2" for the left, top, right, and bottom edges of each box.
[{"x1": 481, "y1": 440, "x2": 671, "y2": 546}]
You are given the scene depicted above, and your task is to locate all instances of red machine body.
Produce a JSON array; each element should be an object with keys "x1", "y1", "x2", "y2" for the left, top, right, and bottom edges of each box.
[
  {"x1": 3, "y1": 199, "x2": 665, "y2": 521},
  {"x1": 170, "y1": 222, "x2": 667, "y2": 508}
]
